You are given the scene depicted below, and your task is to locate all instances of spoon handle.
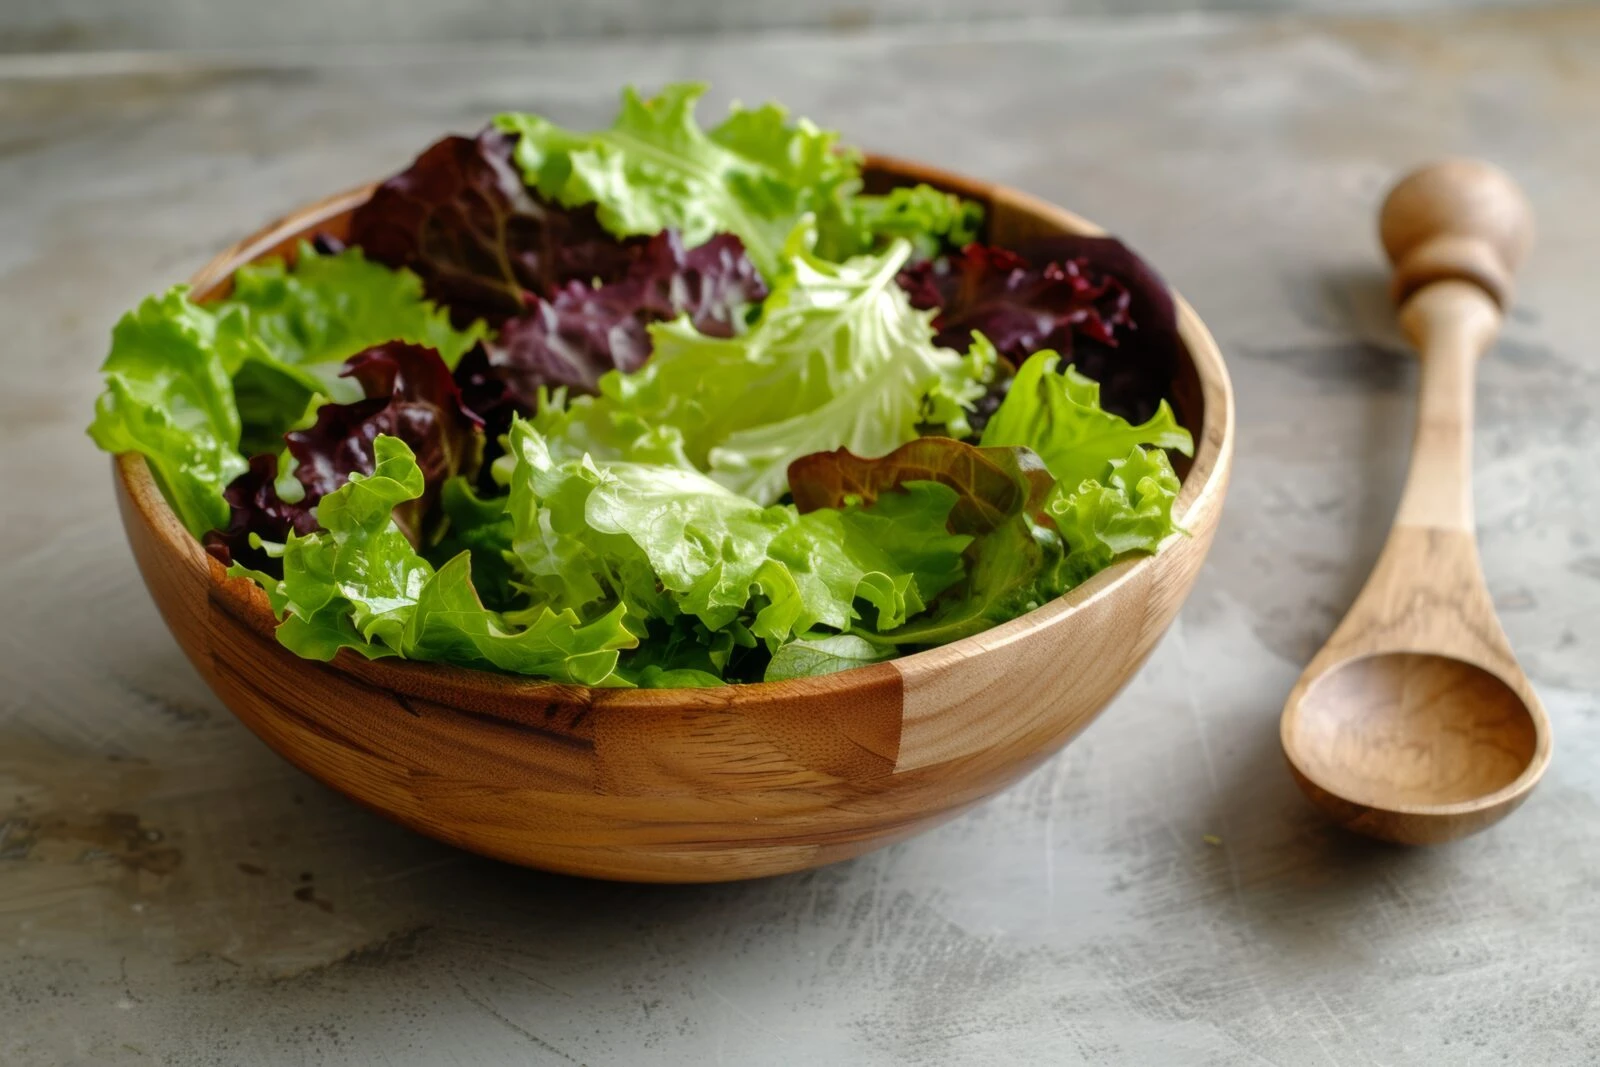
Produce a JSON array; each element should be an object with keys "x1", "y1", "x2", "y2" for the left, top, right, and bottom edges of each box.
[
  {"x1": 1304, "y1": 160, "x2": 1536, "y2": 667},
  {"x1": 1378, "y1": 159, "x2": 1535, "y2": 535},
  {"x1": 1390, "y1": 280, "x2": 1500, "y2": 533}
]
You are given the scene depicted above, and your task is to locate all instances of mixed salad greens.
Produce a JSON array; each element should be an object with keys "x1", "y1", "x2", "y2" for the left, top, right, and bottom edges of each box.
[{"x1": 89, "y1": 83, "x2": 1194, "y2": 688}]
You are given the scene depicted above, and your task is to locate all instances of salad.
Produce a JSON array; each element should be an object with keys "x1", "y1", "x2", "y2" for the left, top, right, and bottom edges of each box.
[{"x1": 88, "y1": 83, "x2": 1193, "y2": 688}]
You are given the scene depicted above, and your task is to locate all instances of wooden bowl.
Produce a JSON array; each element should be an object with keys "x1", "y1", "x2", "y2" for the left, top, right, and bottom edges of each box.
[{"x1": 112, "y1": 157, "x2": 1234, "y2": 883}]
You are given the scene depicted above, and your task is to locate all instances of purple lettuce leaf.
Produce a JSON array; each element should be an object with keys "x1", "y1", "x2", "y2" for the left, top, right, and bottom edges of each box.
[
  {"x1": 897, "y1": 237, "x2": 1178, "y2": 425},
  {"x1": 202, "y1": 454, "x2": 318, "y2": 570},
  {"x1": 457, "y1": 230, "x2": 767, "y2": 456},
  {"x1": 451, "y1": 342, "x2": 521, "y2": 471},
  {"x1": 288, "y1": 343, "x2": 483, "y2": 543},
  {"x1": 347, "y1": 130, "x2": 643, "y2": 326},
  {"x1": 206, "y1": 343, "x2": 483, "y2": 566}
]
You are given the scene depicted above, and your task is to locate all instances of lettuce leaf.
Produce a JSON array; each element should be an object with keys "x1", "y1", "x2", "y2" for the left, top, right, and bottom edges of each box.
[
  {"x1": 500, "y1": 419, "x2": 966, "y2": 646},
  {"x1": 285, "y1": 343, "x2": 484, "y2": 545},
  {"x1": 206, "y1": 343, "x2": 486, "y2": 566},
  {"x1": 406, "y1": 556, "x2": 634, "y2": 684},
  {"x1": 627, "y1": 666, "x2": 728, "y2": 688},
  {"x1": 766, "y1": 483, "x2": 970, "y2": 632},
  {"x1": 542, "y1": 225, "x2": 985, "y2": 504},
  {"x1": 274, "y1": 435, "x2": 434, "y2": 660},
  {"x1": 818, "y1": 184, "x2": 983, "y2": 263},
  {"x1": 88, "y1": 289, "x2": 249, "y2": 534},
  {"x1": 495, "y1": 83, "x2": 859, "y2": 280},
  {"x1": 979, "y1": 349, "x2": 1192, "y2": 487},
  {"x1": 1013, "y1": 234, "x2": 1187, "y2": 426},
  {"x1": 348, "y1": 130, "x2": 644, "y2": 325},
  {"x1": 867, "y1": 515, "x2": 1048, "y2": 648},
  {"x1": 493, "y1": 83, "x2": 982, "y2": 280},
  {"x1": 202, "y1": 453, "x2": 319, "y2": 571},
  {"x1": 226, "y1": 243, "x2": 484, "y2": 450},
  {"x1": 427, "y1": 476, "x2": 517, "y2": 610},
  {"x1": 898, "y1": 242, "x2": 1129, "y2": 364},
  {"x1": 897, "y1": 236, "x2": 1181, "y2": 426},
  {"x1": 790, "y1": 432, "x2": 1180, "y2": 649},
  {"x1": 88, "y1": 248, "x2": 483, "y2": 538},
  {"x1": 764, "y1": 634, "x2": 891, "y2": 682},
  {"x1": 612, "y1": 615, "x2": 752, "y2": 687},
  {"x1": 480, "y1": 229, "x2": 767, "y2": 404},
  {"x1": 228, "y1": 243, "x2": 481, "y2": 372},
  {"x1": 1042, "y1": 445, "x2": 1183, "y2": 591},
  {"x1": 784, "y1": 434, "x2": 1051, "y2": 648},
  {"x1": 788, "y1": 435, "x2": 1051, "y2": 535},
  {"x1": 254, "y1": 435, "x2": 637, "y2": 682}
]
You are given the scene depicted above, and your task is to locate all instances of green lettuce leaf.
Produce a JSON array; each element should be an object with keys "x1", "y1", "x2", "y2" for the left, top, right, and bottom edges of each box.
[
  {"x1": 274, "y1": 435, "x2": 434, "y2": 660},
  {"x1": 790, "y1": 435, "x2": 1046, "y2": 648},
  {"x1": 253, "y1": 436, "x2": 635, "y2": 682},
  {"x1": 501, "y1": 419, "x2": 966, "y2": 648},
  {"x1": 979, "y1": 348, "x2": 1192, "y2": 487},
  {"x1": 227, "y1": 243, "x2": 480, "y2": 371},
  {"x1": 503, "y1": 423, "x2": 704, "y2": 625},
  {"x1": 1042, "y1": 445, "x2": 1184, "y2": 591},
  {"x1": 787, "y1": 435, "x2": 1051, "y2": 535},
  {"x1": 224, "y1": 243, "x2": 484, "y2": 449},
  {"x1": 542, "y1": 225, "x2": 985, "y2": 505},
  {"x1": 406, "y1": 555, "x2": 634, "y2": 685},
  {"x1": 818, "y1": 184, "x2": 984, "y2": 263},
  {"x1": 584, "y1": 459, "x2": 792, "y2": 633},
  {"x1": 87, "y1": 248, "x2": 484, "y2": 537},
  {"x1": 612, "y1": 615, "x2": 753, "y2": 688},
  {"x1": 88, "y1": 289, "x2": 249, "y2": 535},
  {"x1": 866, "y1": 510, "x2": 1048, "y2": 648},
  {"x1": 626, "y1": 666, "x2": 728, "y2": 688},
  {"x1": 765, "y1": 634, "x2": 892, "y2": 682},
  {"x1": 764, "y1": 483, "x2": 969, "y2": 633},
  {"x1": 495, "y1": 83, "x2": 856, "y2": 280},
  {"x1": 494, "y1": 83, "x2": 982, "y2": 279},
  {"x1": 834, "y1": 485, "x2": 971, "y2": 606},
  {"x1": 867, "y1": 444, "x2": 1182, "y2": 648},
  {"x1": 427, "y1": 476, "x2": 517, "y2": 610}
]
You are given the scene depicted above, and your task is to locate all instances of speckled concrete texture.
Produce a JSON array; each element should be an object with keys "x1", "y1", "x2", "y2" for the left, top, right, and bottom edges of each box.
[
  {"x1": 2, "y1": 8, "x2": 1598, "y2": 1065},
  {"x1": 0, "y1": 0, "x2": 1587, "y2": 53}
]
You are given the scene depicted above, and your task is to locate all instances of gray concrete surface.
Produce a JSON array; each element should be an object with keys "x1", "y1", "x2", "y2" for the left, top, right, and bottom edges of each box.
[
  {"x1": 1, "y1": 0, "x2": 1590, "y2": 54},
  {"x1": 2, "y1": 7, "x2": 1599, "y2": 1065}
]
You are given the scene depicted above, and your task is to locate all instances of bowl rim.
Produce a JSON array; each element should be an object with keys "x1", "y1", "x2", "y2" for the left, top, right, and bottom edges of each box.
[{"x1": 113, "y1": 153, "x2": 1234, "y2": 704}]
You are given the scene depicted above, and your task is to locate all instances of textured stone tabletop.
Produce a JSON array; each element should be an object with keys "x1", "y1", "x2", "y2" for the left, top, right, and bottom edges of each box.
[{"x1": 3, "y1": 8, "x2": 1599, "y2": 1065}]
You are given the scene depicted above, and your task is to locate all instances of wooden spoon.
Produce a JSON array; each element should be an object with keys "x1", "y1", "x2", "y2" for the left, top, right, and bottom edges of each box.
[{"x1": 1279, "y1": 159, "x2": 1551, "y2": 845}]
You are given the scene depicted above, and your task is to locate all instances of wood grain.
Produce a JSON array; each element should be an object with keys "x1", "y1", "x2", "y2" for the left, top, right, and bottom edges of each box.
[
  {"x1": 1280, "y1": 161, "x2": 1549, "y2": 847},
  {"x1": 1380, "y1": 157, "x2": 1534, "y2": 310},
  {"x1": 110, "y1": 157, "x2": 1235, "y2": 882}
]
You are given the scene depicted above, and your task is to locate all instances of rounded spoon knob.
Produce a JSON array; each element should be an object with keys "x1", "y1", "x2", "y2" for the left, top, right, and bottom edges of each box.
[
  {"x1": 1379, "y1": 158, "x2": 1534, "y2": 310},
  {"x1": 1279, "y1": 160, "x2": 1550, "y2": 845}
]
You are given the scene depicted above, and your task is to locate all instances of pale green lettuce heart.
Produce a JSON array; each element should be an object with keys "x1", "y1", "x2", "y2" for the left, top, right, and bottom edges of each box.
[{"x1": 539, "y1": 225, "x2": 989, "y2": 505}]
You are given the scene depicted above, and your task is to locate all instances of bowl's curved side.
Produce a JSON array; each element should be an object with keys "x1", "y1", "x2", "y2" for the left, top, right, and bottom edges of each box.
[
  {"x1": 112, "y1": 159, "x2": 1232, "y2": 882},
  {"x1": 888, "y1": 179, "x2": 1233, "y2": 775}
]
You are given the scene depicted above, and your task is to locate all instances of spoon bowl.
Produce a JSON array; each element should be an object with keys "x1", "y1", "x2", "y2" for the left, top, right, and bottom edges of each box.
[{"x1": 1284, "y1": 652, "x2": 1544, "y2": 841}]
